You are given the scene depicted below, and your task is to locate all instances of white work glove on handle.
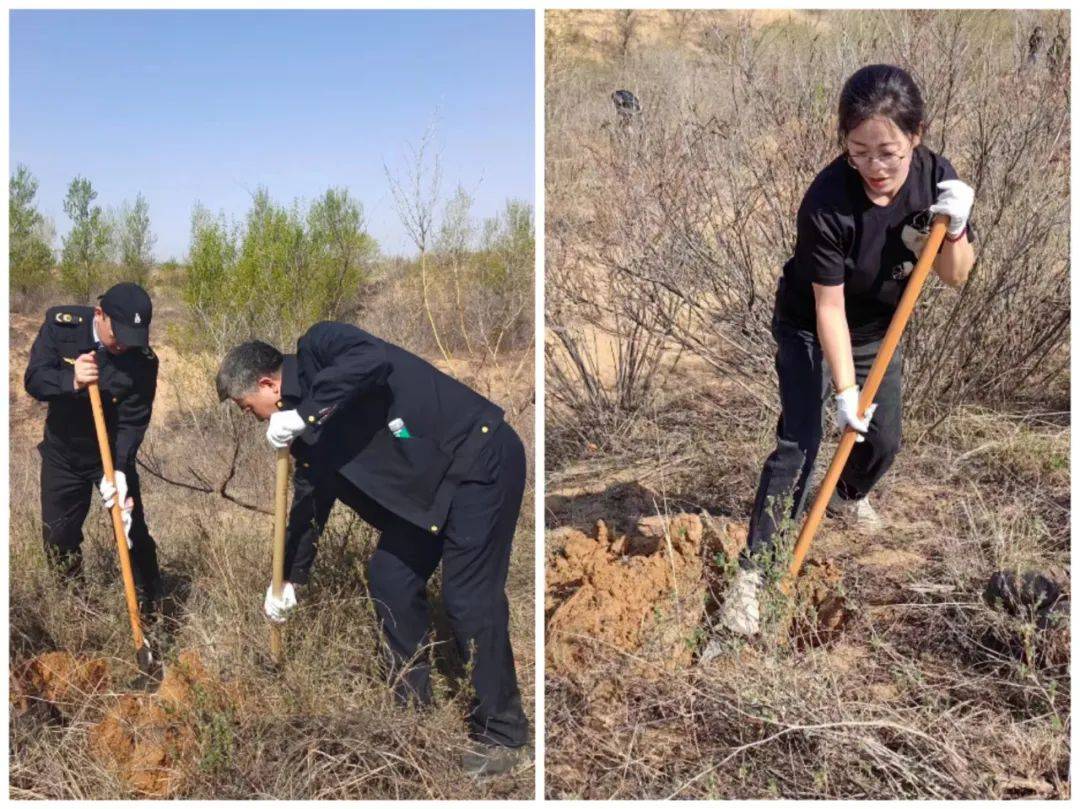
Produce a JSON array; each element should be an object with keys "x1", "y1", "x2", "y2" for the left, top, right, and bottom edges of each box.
[
  {"x1": 264, "y1": 582, "x2": 297, "y2": 623},
  {"x1": 835, "y1": 386, "x2": 878, "y2": 444},
  {"x1": 928, "y1": 179, "x2": 974, "y2": 239},
  {"x1": 98, "y1": 471, "x2": 134, "y2": 548},
  {"x1": 99, "y1": 469, "x2": 128, "y2": 510},
  {"x1": 119, "y1": 509, "x2": 133, "y2": 549},
  {"x1": 267, "y1": 409, "x2": 307, "y2": 449}
]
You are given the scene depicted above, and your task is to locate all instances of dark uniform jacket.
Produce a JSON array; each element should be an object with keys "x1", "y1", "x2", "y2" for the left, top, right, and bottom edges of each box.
[
  {"x1": 280, "y1": 321, "x2": 505, "y2": 583},
  {"x1": 24, "y1": 305, "x2": 158, "y2": 473}
]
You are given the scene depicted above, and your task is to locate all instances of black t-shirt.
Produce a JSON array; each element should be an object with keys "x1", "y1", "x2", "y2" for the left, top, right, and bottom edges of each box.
[{"x1": 776, "y1": 145, "x2": 970, "y2": 344}]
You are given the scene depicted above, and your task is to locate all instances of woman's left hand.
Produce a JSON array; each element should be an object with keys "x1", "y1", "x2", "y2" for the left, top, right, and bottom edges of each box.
[{"x1": 929, "y1": 179, "x2": 974, "y2": 239}]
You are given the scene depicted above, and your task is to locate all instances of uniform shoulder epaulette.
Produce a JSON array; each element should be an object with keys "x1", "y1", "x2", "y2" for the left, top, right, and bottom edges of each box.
[{"x1": 48, "y1": 307, "x2": 86, "y2": 328}]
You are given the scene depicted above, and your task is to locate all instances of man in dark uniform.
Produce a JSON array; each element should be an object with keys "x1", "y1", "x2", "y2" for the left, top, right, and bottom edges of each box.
[
  {"x1": 24, "y1": 282, "x2": 162, "y2": 616},
  {"x1": 216, "y1": 321, "x2": 530, "y2": 775}
]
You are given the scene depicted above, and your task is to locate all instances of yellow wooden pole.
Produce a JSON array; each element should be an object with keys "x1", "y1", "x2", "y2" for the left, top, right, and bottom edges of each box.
[
  {"x1": 88, "y1": 381, "x2": 147, "y2": 658},
  {"x1": 270, "y1": 447, "x2": 290, "y2": 663}
]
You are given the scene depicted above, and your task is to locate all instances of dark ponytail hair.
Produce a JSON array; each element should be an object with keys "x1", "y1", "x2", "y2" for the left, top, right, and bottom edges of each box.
[{"x1": 837, "y1": 64, "x2": 925, "y2": 145}]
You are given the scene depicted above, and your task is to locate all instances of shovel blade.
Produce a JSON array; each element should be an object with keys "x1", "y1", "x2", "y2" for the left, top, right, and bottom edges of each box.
[{"x1": 135, "y1": 643, "x2": 163, "y2": 685}]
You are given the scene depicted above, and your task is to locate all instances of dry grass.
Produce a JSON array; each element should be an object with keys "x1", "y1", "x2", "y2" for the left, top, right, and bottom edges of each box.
[
  {"x1": 545, "y1": 376, "x2": 1068, "y2": 800},
  {"x1": 9, "y1": 273, "x2": 535, "y2": 798}
]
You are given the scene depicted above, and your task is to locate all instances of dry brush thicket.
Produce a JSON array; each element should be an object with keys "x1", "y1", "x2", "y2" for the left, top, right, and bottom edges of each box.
[
  {"x1": 545, "y1": 10, "x2": 1069, "y2": 800},
  {"x1": 546, "y1": 10, "x2": 1069, "y2": 460}
]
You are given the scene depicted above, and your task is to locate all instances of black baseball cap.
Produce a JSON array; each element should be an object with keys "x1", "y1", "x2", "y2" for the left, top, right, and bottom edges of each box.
[{"x1": 99, "y1": 282, "x2": 152, "y2": 348}]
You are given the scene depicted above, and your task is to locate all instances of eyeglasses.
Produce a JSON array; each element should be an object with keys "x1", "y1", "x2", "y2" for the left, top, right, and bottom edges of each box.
[{"x1": 846, "y1": 150, "x2": 910, "y2": 170}]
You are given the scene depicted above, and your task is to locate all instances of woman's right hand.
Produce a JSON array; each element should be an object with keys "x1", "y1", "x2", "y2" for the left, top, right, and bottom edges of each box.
[
  {"x1": 834, "y1": 385, "x2": 877, "y2": 442},
  {"x1": 73, "y1": 352, "x2": 98, "y2": 390},
  {"x1": 929, "y1": 179, "x2": 975, "y2": 239}
]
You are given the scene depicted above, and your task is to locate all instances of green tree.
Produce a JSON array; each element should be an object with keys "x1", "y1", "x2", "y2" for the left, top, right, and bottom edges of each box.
[
  {"x1": 185, "y1": 205, "x2": 239, "y2": 324},
  {"x1": 184, "y1": 188, "x2": 378, "y2": 348},
  {"x1": 59, "y1": 176, "x2": 112, "y2": 302},
  {"x1": 307, "y1": 188, "x2": 377, "y2": 320},
  {"x1": 118, "y1": 193, "x2": 155, "y2": 285},
  {"x1": 233, "y1": 189, "x2": 307, "y2": 336},
  {"x1": 480, "y1": 199, "x2": 534, "y2": 288},
  {"x1": 9, "y1": 165, "x2": 55, "y2": 295},
  {"x1": 475, "y1": 199, "x2": 534, "y2": 350}
]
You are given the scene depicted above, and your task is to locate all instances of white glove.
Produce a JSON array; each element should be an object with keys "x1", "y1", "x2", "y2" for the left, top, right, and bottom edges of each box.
[
  {"x1": 99, "y1": 472, "x2": 135, "y2": 549},
  {"x1": 835, "y1": 386, "x2": 878, "y2": 443},
  {"x1": 264, "y1": 582, "x2": 297, "y2": 623},
  {"x1": 99, "y1": 470, "x2": 128, "y2": 510},
  {"x1": 267, "y1": 409, "x2": 307, "y2": 449},
  {"x1": 120, "y1": 509, "x2": 133, "y2": 550},
  {"x1": 928, "y1": 179, "x2": 974, "y2": 239}
]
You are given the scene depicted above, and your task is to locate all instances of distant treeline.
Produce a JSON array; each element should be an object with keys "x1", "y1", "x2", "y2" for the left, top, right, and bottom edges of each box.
[{"x1": 10, "y1": 165, "x2": 534, "y2": 358}]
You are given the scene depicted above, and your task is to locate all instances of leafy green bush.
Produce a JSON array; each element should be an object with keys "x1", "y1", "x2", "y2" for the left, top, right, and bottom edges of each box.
[{"x1": 184, "y1": 187, "x2": 377, "y2": 349}]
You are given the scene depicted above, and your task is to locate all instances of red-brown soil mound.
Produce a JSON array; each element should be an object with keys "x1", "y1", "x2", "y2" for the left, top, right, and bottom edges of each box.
[
  {"x1": 87, "y1": 650, "x2": 233, "y2": 797},
  {"x1": 546, "y1": 513, "x2": 711, "y2": 678}
]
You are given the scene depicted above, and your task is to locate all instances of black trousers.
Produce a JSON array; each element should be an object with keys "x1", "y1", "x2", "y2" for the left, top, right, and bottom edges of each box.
[
  {"x1": 745, "y1": 316, "x2": 903, "y2": 564},
  {"x1": 39, "y1": 439, "x2": 162, "y2": 599},
  {"x1": 340, "y1": 423, "x2": 529, "y2": 748}
]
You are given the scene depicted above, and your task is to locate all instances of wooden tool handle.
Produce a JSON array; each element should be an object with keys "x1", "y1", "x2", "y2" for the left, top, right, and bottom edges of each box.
[
  {"x1": 270, "y1": 447, "x2": 290, "y2": 663},
  {"x1": 88, "y1": 381, "x2": 145, "y2": 651},
  {"x1": 782, "y1": 215, "x2": 950, "y2": 592}
]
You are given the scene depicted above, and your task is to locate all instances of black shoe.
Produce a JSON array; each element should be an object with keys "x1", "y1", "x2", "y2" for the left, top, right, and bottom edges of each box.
[
  {"x1": 137, "y1": 578, "x2": 165, "y2": 625},
  {"x1": 461, "y1": 742, "x2": 530, "y2": 777},
  {"x1": 139, "y1": 597, "x2": 163, "y2": 625}
]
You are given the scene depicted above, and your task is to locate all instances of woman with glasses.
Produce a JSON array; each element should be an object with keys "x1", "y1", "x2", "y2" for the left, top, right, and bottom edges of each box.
[{"x1": 720, "y1": 64, "x2": 976, "y2": 636}]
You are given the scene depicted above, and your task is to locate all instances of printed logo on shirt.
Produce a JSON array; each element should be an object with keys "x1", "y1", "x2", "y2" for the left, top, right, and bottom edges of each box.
[{"x1": 891, "y1": 208, "x2": 934, "y2": 281}]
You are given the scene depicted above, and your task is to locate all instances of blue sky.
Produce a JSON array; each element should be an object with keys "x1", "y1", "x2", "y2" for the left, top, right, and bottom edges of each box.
[{"x1": 10, "y1": 10, "x2": 535, "y2": 260}]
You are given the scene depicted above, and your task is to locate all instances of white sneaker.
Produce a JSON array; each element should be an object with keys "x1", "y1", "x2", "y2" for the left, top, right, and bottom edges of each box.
[
  {"x1": 719, "y1": 568, "x2": 761, "y2": 636},
  {"x1": 826, "y1": 491, "x2": 883, "y2": 531}
]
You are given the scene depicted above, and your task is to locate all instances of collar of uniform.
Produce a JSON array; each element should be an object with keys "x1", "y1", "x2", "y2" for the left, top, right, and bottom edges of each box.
[
  {"x1": 77, "y1": 308, "x2": 98, "y2": 354},
  {"x1": 90, "y1": 319, "x2": 105, "y2": 352},
  {"x1": 279, "y1": 354, "x2": 302, "y2": 407}
]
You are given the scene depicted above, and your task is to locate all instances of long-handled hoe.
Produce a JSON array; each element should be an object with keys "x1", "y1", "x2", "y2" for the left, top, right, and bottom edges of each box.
[
  {"x1": 781, "y1": 214, "x2": 950, "y2": 596},
  {"x1": 88, "y1": 380, "x2": 159, "y2": 679},
  {"x1": 269, "y1": 447, "x2": 290, "y2": 666}
]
